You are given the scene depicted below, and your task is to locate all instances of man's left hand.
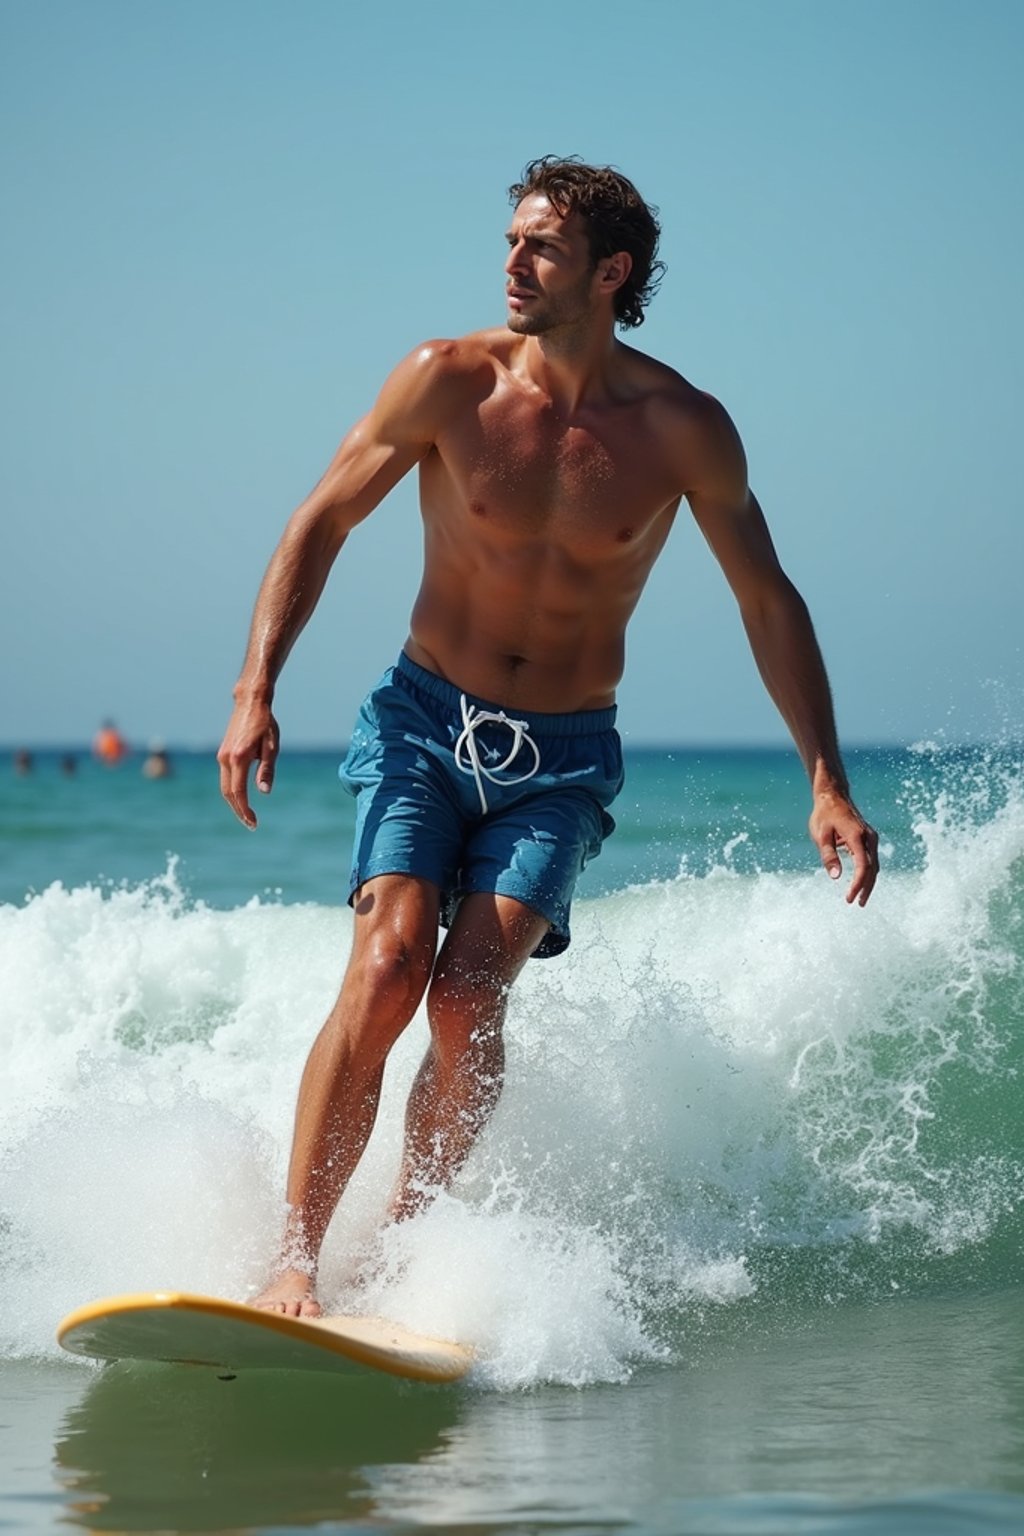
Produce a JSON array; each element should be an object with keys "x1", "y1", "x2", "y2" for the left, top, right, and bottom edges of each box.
[{"x1": 809, "y1": 793, "x2": 879, "y2": 907}]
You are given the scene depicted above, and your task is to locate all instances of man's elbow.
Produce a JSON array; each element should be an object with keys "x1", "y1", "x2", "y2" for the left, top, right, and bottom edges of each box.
[
  {"x1": 284, "y1": 497, "x2": 350, "y2": 567},
  {"x1": 737, "y1": 567, "x2": 809, "y2": 633}
]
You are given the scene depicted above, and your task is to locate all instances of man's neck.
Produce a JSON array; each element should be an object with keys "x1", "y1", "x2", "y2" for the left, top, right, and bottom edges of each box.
[{"x1": 518, "y1": 324, "x2": 621, "y2": 414}]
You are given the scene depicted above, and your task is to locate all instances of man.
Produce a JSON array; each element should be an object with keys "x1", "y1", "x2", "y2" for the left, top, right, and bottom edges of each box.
[{"x1": 218, "y1": 156, "x2": 878, "y2": 1317}]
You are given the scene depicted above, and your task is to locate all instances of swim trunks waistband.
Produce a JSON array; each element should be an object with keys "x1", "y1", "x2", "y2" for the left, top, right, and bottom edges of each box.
[{"x1": 396, "y1": 652, "x2": 617, "y2": 738}]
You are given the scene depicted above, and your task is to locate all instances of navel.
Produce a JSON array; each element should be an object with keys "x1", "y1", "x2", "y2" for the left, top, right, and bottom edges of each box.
[{"x1": 469, "y1": 500, "x2": 487, "y2": 517}]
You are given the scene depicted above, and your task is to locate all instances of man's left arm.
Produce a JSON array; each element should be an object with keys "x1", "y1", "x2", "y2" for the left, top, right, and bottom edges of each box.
[{"x1": 681, "y1": 398, "x2": 879, "y2": 906}]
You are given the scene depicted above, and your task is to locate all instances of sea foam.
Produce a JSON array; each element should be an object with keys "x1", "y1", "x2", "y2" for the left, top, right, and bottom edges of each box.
[{"x1": 1, "y1": 761, "x2": 1021, "y2": 1386}]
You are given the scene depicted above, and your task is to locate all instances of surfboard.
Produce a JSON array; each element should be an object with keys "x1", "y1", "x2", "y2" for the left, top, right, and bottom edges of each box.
[{"x1": 57, "y1": 1292, "x2": 474, "y2": 1383}]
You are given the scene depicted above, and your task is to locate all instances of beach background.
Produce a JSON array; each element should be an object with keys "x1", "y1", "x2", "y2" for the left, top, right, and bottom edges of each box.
[{"x1": 3, "y1": 2, "x2": 1023, "y2": 1533}]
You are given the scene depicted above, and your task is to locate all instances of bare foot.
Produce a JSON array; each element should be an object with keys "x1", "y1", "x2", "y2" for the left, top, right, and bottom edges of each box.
[{"x1": 249, "y1": 1267, "x2": 322, "y2": 1318}]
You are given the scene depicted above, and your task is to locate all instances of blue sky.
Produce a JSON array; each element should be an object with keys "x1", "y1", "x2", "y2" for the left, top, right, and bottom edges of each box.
[{"x1": 2, "y1": 0, "x2": 1021, "y2": 748}]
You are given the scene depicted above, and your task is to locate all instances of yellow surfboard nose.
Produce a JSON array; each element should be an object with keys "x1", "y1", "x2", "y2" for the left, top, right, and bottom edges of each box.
[{"x1": 57, "y1": 1292, "x2": 474, "y2": 1383}]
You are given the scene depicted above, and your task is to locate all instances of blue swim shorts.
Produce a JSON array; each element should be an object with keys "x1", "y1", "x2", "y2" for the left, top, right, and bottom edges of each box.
[{"x1": 339, "y1": 652, "x2": 624, "y2": 958}]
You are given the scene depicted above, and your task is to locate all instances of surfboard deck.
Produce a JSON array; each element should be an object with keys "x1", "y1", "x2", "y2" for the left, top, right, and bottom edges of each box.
[{"x1": 57, "y1": 1292, "x2": 474, "y2": 1383}]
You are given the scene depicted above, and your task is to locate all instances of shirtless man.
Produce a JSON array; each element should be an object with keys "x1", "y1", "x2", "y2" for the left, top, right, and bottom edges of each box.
[{"x1": 218, "y1": 157, "x2": 878, "y2": 1316}]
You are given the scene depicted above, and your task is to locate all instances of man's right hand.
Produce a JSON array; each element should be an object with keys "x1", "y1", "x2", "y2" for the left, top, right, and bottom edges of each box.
[{"x1": 217, "y1": 697, "x2": 280, "y2": 829}]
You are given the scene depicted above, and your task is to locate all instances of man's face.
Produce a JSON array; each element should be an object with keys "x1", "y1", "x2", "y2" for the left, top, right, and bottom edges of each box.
[{"x1": 504, "y1": 194, "x2": 598, "y2": 335}]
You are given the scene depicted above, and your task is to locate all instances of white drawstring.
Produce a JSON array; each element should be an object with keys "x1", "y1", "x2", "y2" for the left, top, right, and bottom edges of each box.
[{"x1": 454, "y1": 694, "x2": 541, "y2": 813}]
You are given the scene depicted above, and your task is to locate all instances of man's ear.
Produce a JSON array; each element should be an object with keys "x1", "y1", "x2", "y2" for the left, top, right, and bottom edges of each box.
[{"x1": 597, "y1": 251, "x2": 633, "y2": 297}]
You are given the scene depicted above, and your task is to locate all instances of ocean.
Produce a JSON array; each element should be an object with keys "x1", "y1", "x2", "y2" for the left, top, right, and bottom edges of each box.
[{"x1": 1, "y1": 740, "x2": 1022, "y2": 1534}]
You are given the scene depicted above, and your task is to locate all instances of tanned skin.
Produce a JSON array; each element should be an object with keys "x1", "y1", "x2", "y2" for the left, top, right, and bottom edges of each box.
[{"x1": 218, "y1": 192, "x2": 878, "y2": 1316}]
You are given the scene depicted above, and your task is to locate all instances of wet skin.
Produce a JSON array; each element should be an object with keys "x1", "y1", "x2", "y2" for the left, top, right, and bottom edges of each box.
[{"x1": 218, "y1": 193, "x2": 878, "y2": 1313}]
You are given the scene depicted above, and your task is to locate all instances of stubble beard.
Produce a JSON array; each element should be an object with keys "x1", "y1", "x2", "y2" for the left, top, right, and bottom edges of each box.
[
  {"x1": 506, "y1": 308, "x2": 552, "y2": 336},
  {"x1": 506, "y1": 272, "x2": 595, "y2": 337}
]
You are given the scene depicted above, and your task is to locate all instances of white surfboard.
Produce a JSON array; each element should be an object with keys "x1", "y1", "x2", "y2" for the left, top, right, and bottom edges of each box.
[{"x1": 57, "y1": 1292, "x2": 474, "y2": 1383}]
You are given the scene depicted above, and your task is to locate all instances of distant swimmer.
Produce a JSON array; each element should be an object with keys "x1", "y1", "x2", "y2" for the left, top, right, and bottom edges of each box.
[
  {"x1": 142, "y1": 742, "x2": 173, "y2": 779},
  {"x1": 93, "y1": 721, "x2": 129, "y2": 763},
  {"x1": 218, "y1": 155, "x2": 879, "y2": 1319},
  {"x1": 13, "y1": 749, "x2": 33, "y2": 775}
]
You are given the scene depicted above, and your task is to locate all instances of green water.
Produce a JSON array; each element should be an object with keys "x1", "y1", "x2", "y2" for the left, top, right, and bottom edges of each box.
[
  {"x1": 4, "y1": 1290, "x2": 1023, "y2": 1534},
  {"x1": 3, "y1": 742, "x2": 1022, "y2": 1532}
]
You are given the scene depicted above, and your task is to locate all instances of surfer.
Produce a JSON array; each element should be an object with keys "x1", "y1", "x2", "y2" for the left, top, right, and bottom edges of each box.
[{"x1": 218, "y1": 156, "x2": 879, "y2": 1316}]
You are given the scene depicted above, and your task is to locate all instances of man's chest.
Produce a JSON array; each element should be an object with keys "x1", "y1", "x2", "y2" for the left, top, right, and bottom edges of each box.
[{"x1": 435, "y1": 394, "x2": 681, "y2": 546}]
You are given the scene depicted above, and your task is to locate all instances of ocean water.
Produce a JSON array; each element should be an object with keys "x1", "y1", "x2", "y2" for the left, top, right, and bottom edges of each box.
[{"x1": 1, "y1": 740, "x2": 1023, "y2": 1534}]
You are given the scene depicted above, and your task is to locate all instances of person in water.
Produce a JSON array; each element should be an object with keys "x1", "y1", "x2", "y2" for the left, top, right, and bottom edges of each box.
[
  {"x1": 142, "y1": 741, "x2": 173, "y2": 779},
  {"x1": 218, "y1": 156, "x2": 879, "y2": 1316},
  {"x1": 93, "y1": 720, "x2": 129, "y2": 764}
]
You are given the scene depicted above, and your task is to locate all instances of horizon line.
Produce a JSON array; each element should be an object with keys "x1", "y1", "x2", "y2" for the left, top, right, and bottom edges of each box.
[{"x1": 4, "y1": 737, "x2": 1019, "y2": 756}]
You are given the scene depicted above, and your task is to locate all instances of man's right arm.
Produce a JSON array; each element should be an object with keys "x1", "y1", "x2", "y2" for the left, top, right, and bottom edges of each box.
[{"x1": 217, "y1": 342, "x2": 454, "y2": 828}]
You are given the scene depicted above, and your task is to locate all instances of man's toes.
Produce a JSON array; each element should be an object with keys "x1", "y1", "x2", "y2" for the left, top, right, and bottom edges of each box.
[{"x1": 281, "y1": 1297, "x2": 319, "y2": 1318}]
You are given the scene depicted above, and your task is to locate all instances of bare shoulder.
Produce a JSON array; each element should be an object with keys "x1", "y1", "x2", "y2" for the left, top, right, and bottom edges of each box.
[
  {"x1": 619, "y1": 344, "x2": 747, "y2": 497},
  {"x1": 620, "y1": 345, "x2": 741, "y2": 445},
  {"x1": 373, "y1": 331, "x2": 499, "y2": 437},
  {"x1": 405, "y1": 328, "x2": 503, "y2": 373}
]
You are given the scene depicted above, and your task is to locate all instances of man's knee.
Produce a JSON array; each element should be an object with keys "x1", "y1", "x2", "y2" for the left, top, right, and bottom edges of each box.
[
  {"x1": 341, "y1": 885, "x2": 437, "y2": 1053},
  {"x1": 350, "y1": 928, "x2": 432, "y2": 1010}
]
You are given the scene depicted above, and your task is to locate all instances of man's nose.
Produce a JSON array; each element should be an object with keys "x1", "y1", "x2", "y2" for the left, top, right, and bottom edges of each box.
[{"x1": 505, "y1": 239, "x2": 528, "y2": 276}]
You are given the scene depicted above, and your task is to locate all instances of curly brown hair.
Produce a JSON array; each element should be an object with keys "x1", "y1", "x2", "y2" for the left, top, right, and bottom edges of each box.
[{"x1": 507, "y1": 155, "x2": 665, "y2": 330}]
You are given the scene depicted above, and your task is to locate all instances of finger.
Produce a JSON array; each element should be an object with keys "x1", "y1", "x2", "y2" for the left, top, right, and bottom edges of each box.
[
  {"x1": 818, "y1": 835, "x2": 843, "y2": 882},
  {"x1": 235, "y1": 784, "x2": 258, "y2": 829},
  {"x1": 230, "y1": 768, "x2": 257, "y2": 829},
  {"x1": 219, "y1": 748, "x2": 258, "y2": 829},
  {"x1": 847, "y1": 829, "x2": 879, "y2": 907},
  {"x1": 255, "y1": 729, "x2": 278, "y2": 795}
]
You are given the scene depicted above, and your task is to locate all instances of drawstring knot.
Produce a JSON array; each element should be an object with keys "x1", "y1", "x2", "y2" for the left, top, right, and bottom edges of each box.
[{"x1": 454, "y1": 694, "x2": 541, "y2": 813}]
